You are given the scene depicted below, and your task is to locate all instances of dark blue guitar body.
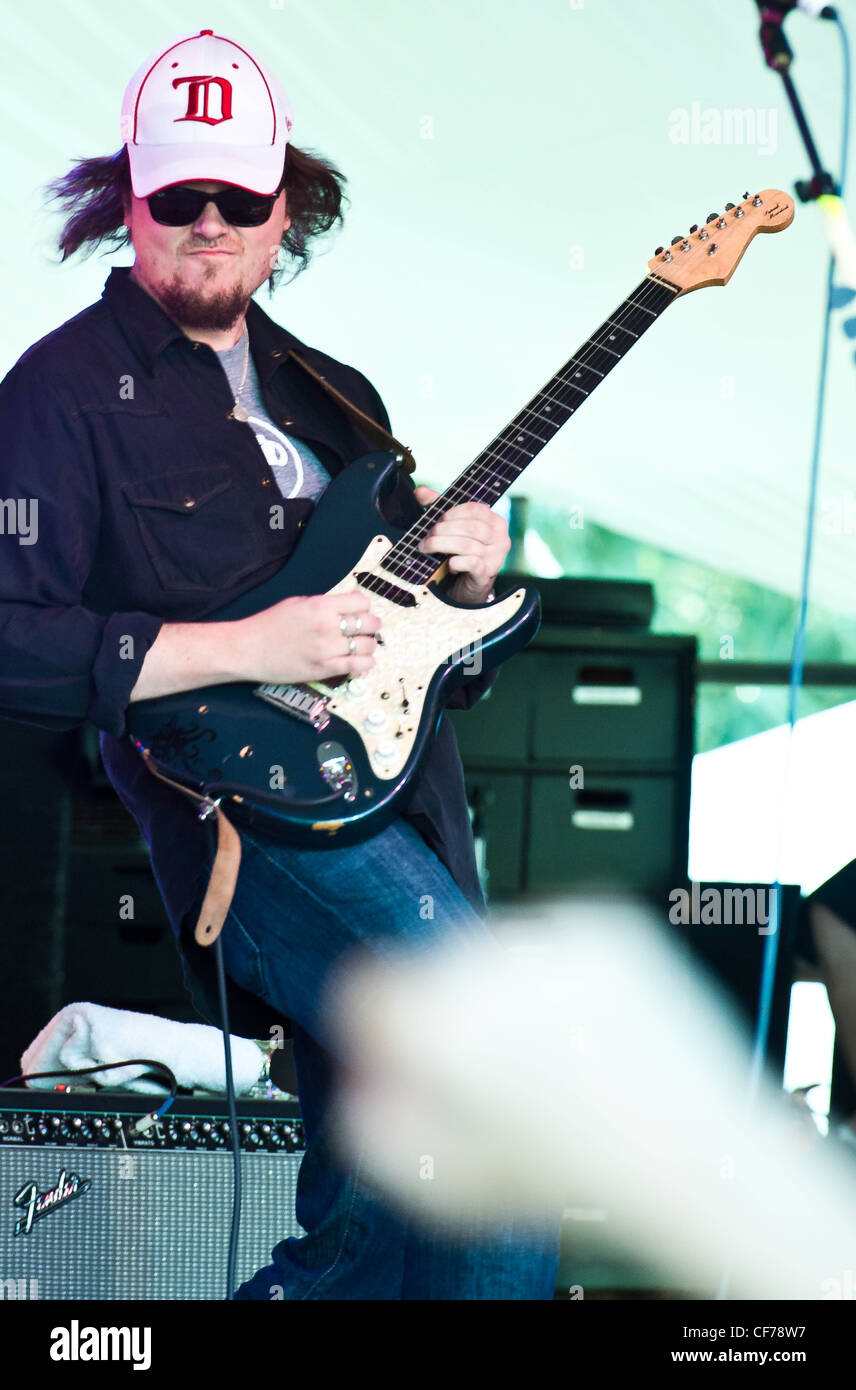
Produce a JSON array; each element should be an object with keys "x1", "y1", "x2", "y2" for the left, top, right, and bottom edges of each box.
[{"x1": 127, "y1": 452, "x2": 541, "y2": 846}]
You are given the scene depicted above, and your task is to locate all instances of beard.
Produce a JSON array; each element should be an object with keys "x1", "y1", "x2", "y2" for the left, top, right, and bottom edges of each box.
[{"x1": 145, "y1": 262, "x2": 252, "y2": 332}]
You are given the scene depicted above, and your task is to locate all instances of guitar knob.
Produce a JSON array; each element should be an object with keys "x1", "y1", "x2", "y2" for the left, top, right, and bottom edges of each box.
[
  {"x1": 364, "y1": 709, "x2": 388, "y2": 731},
  {"x1": 374, "y1": 739, "x2": 397, "y2": 764},
  {"x1": 346, "y1": 678, "x2": 369, "y2": 700}
]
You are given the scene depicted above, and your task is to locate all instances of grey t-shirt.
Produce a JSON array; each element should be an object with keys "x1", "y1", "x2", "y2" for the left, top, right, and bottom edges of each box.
[{"x1": 216, "y1": 326, "x2": 331, "y2": 500}]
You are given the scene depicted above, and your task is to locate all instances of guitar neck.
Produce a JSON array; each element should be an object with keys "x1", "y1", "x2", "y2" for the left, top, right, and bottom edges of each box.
[{"x1": 382, "y1": 273, "x2": 679, "y2": 585}]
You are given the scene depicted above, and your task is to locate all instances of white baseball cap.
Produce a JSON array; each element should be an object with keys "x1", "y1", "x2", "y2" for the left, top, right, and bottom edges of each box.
[{"x1": 120, "y1": 28, "x2": 294, "y2": 198}]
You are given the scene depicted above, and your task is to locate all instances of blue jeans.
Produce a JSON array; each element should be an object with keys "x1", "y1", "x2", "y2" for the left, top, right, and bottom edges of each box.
[{"x1": 218, "y1": 816, "x2": 561, "y2": 1300}]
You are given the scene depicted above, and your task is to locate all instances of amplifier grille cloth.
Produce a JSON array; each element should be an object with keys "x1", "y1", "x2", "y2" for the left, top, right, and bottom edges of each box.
[{"x1": 1, "y1": 1146, "x2": 304, "y2": 1300}]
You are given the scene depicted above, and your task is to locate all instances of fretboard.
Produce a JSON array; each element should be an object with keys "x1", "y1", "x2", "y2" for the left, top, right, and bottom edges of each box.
[{"x1": 382, "y1": 274, "x2": 678, "y2": 587}]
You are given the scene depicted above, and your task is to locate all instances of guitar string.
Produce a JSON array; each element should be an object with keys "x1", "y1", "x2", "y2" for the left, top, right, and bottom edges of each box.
[
  {"x1": 395, "y1": 277, "x2": 675, "y2": 556},
  {"x1": 370, "y1": 274, "x2": 671, "y2": 587},
  {"x1": 358, "y1": 272, "x2": 680, "y2": 596}
]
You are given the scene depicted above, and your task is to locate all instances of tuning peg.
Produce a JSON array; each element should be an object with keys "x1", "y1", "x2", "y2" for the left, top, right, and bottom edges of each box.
[
  {"x1": 743, "y1": 191, "x2": 750, "y2": 199},
  {"x1": 654, "y1": 246, "x2": 665, "y2": 255},
  {"x1": 689, "y1": 224, "x2": 699, "y2": 233},
  {"x1": 670, "y1": 236, "x2": 684, "y2": 246},
  {"x1": 725, "y1": 202, "x2": 736, "y2": 211},
  {"x1": 706, "y1": 213, "x2": 719, "y2": 224}
]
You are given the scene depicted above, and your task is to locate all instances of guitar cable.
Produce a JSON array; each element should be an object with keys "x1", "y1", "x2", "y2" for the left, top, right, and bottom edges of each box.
[{"x1": 213, "y1": 922, "x2": 243, "y2": 1302}]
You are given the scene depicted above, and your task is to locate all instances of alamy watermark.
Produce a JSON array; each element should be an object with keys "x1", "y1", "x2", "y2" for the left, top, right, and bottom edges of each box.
[
  {"x1": 669, "y1": 882, "x2": 778, "y2": 934},
  {"x1": 668, "y1": 103, "x2": 777, "y2": 157},
  {"x1": 0, "y1": 498, "x2": 38, "y2": 545}
]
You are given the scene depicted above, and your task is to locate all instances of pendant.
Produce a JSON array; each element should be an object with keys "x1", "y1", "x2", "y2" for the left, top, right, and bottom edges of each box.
[{"x1": 230, "y1": 404, "x2": 249, "y2": 422}]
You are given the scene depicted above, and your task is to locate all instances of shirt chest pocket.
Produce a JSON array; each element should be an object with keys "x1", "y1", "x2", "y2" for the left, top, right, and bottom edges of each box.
[{"x1": 121, "y1": 466, "x2": 270, "y2": 595}]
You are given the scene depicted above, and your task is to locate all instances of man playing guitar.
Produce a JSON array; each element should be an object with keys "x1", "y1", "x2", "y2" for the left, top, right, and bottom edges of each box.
[{"x1": 0, "y1": 28, "x2": 561, "y2": 1299}]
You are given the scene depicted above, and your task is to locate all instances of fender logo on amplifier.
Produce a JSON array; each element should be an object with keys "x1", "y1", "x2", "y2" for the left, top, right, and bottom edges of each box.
[{"x1": 13, "y1": 1168, "x2": 92, "y2": 1237}]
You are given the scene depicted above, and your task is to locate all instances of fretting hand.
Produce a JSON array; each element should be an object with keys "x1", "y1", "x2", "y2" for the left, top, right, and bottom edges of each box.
[{"x1": 413, "y1": 485, "x2": 510, "y2": 606}]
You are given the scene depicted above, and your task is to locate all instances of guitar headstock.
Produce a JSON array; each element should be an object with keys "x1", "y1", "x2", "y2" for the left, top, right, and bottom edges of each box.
[{"x1": 647, "y1": 190, "x2": 794, "y2": 296}]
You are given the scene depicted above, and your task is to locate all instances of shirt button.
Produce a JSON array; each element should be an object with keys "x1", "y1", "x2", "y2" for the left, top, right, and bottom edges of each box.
[
  {"x1": 270, "y1": 350, "x2": 283, "y2": 358},
  {"x1": 183, "y1": 496, "x2": 195, "y2": 508},
  {"x1": 261, "y1": 478, "x2": 271, "y2": 486},
  {"x1": 282, "y1": 418, "x2": 293, "y2": 428}
]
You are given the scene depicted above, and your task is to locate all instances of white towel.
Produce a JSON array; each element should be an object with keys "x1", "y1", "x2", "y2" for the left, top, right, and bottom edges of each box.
[{"x1": 21, "y1": 1002, "x2": 266, "y2": 1096}]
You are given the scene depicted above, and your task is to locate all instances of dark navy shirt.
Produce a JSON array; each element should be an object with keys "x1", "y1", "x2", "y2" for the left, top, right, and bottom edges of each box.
[{"x1": 0, "y1": 266, "x2": 499, "y2": 1037}]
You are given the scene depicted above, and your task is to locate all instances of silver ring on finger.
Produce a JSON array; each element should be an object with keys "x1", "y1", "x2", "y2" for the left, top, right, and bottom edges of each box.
[
  {"x1": 353, "y1": 616, "x2": 362, "y2": 633},
  {"x1": 348, "y1": 637, "x2": 357, "y2": 654},
  {"x1": 339, "y1": 616, "x2": 349, "y2": 634}
]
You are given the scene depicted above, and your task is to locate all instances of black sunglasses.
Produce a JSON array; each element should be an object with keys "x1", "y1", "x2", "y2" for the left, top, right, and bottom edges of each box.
[{"x1": 146, "y1": 180, "x2": 285, "y2": 228}]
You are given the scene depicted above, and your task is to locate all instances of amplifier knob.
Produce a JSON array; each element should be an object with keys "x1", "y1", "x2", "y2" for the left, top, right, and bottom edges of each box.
[{"x1": 0, "y1": 1121, "x2": 7, "y2": 1134}]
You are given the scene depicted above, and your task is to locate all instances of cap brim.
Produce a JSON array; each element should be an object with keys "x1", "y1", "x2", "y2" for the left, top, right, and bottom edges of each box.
[{"x1": 127, "y1": 141, "x2": 288, "y2": 198}]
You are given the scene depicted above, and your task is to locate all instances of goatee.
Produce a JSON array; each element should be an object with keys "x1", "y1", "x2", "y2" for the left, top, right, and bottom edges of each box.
[{"x1": 149, "y1": 267, "x2": 250, "y2": 333}]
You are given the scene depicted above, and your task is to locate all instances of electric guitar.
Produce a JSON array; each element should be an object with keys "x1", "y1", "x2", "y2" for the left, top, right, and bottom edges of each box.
[{"x1": 128, "y1": 190, "x2": 794, "y2": 845}]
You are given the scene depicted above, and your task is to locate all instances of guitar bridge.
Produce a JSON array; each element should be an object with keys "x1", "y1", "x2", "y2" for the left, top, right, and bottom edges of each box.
[{"x1": 253, "y1": 683, "x2": 331, "y2": 731}]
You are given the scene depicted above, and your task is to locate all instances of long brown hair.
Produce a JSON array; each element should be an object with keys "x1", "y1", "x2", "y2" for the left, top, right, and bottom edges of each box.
[{"x1": 42, "y1": 144, "x2": 348, "y2": 292}]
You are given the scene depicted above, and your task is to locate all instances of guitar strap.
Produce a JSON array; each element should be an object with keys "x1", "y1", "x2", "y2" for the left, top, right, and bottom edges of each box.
[
  {"x1": 141, "y1": 751, "x2": 241, "y2": 948},
  {"x1": 140, "y1": 357, "x2": 417, "y2": 949},
  {"x1": 287, "y1": 349, "x2": 417, "y2": 475}
]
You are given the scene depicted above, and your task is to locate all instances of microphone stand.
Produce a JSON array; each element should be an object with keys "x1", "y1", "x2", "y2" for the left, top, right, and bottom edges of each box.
[
  {"x1": 715, "y1": 0, "x2": 853, "y2": 1305},
  {"x1": 757, "y1": 9, "x2": 839, "y2": 202}
]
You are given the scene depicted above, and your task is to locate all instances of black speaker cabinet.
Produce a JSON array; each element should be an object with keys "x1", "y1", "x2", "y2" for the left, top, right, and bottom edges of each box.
[{"x1": 449, "y1": 623, "x2": 696, "y2": 905}]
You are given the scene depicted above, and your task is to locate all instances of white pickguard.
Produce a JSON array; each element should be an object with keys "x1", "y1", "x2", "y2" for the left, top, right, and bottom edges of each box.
[{"x1": 309, "y1": 535, "x2": 526, "y2": 780}]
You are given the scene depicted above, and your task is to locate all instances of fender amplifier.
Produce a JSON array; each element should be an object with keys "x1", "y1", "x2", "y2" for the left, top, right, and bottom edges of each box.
[{"x1": 0, "y1": 1088, "x2": 306, "y2": 1300}]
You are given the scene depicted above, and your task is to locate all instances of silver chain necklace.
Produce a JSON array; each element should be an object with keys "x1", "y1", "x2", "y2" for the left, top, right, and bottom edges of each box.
[{"x1": 227, "y1": 329, "x2": 250, "y2": 422}]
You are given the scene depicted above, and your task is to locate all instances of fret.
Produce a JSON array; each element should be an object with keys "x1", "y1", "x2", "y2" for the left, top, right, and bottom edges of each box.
[
  {"x1": 476, "y1": 444, "x2": 531, "y2": 470},
  {"x1": 539, "y1": 384, "x2": 584, "y2": 409},
  {"x1": 381, "y1": 276, "x2": 677, "y2": 579},
  {"x1": 604, "y1": 320, "x2": 639, "y2": 340},
  {"x1": 509, "y1": 422, "x2": 550, "y2": 446}
]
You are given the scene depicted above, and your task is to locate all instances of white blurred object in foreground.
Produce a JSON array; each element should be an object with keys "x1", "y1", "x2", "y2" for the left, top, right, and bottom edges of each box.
[{"x1": 320, "y1": 895, "x2": 856, "y2": 1299}]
